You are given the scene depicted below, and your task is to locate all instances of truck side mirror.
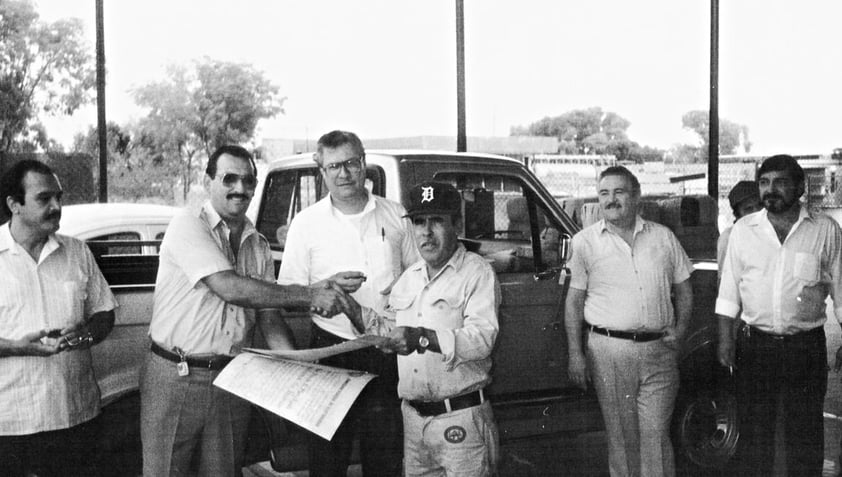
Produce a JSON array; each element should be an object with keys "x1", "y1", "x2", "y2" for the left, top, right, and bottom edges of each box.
[{"x1": 559, "y1": 234, "x2": 571, "y2": 265}]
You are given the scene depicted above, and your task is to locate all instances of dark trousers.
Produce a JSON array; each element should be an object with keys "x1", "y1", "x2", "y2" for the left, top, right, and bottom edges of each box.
[
  {"x1": 308, "y1": 323, "x2": 403, "y2": 477},
  {"x1": 0, "y1": 416, "x2": 101, "y2": 477},
  {"x1": 732, "y1": 326, "x2": 827, "y2": 477}
]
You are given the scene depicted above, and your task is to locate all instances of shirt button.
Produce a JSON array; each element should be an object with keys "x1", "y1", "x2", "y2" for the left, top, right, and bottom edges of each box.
[{"x1": 413, "y1": 369, "x2": 418, "y2": 373}]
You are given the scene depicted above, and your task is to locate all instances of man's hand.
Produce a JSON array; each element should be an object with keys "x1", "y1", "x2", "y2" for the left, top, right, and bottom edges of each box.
[
  {"x1": 1, "y1": 330, "x2": 62, "y2": 357},
  {"x1": 662, "y1": 326, "x2": 685, "y2": 351},
  {"x1": 308, "y1": 281, "x2": 350, "y2": 317},
  {"x1": 717, "y1": 338, "x2": 736, "y2": 369},
  {"x1": 57, "y1": 322, "x2": 94, "y2": 352},
  {"x1": 327, "y1": 271, "x2": 366, "y2": 293},
  {"x1": 380, "y1": 326, "x2": 420, "y2": 355},
  {"x1": 568, "y1": 351, "x2": 590, "y2": 390},
  {"x1": 834, "y1": 345, "x2": 842, "y2": 372}
]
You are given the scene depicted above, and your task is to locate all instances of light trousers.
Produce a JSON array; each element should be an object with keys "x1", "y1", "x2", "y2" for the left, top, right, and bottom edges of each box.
[{"x1": 587, "y1": 331, "x2": 679, "y2": 477}]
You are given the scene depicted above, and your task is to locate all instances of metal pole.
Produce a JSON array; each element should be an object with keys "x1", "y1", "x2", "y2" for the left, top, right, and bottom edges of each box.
[
  {"x1": 96, "y1": 0, "x2": 107, "y2": 202},
  {"x1": 708, "y1": 0, "x2": 719, "y2": 198},
  {"x1": 455, "y1": 0, "x2": 466, "y2": 152}
]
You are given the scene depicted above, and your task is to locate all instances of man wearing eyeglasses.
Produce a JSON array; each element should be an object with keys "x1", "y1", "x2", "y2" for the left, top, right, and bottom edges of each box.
[
  {"x1": 141, "y1": 145, "x2": 353, "y2": 476},
  {"x1": 278, "y1": 130, "x2": 419, "y2": 477}
]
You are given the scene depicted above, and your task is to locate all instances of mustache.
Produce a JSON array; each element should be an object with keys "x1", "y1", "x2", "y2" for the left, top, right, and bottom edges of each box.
[
  {"x1": 45, "y1": 211, "x2": 61, "y2": 221},
  {"x1": 762, "y1": 193, "x2": 783, "y2": 201},
  {"x1": 227, "y1": 193, "x2": 249, "y2": 200},
  {"x1": 605, "y1": 202, "x2": 621, "y2": 209}
]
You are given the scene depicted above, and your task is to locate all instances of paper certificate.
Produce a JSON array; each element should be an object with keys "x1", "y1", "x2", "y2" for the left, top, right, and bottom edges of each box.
[
  {"x1": 243, "y1": 334, "x2": 390, "y2": 362},
  {"x1": 213, "y1": 352, "x2": 378, "y2": 440}
]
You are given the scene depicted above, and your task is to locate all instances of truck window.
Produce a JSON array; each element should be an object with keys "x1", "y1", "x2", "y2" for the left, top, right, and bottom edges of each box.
[
  {"x1": 258, "y1": 165, "x2": 386, "y2": 250},
  {"x1": 434, "y1": 172, "x2": 564, "y2": 274}
]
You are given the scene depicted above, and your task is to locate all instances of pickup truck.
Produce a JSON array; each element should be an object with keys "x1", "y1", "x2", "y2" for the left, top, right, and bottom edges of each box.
[{"x1": 91, "y1": 150, "x2": 732, "y2": 475}]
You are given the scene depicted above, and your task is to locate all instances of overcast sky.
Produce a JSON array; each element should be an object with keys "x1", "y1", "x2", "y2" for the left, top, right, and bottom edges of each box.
[{"x1": 35, "y1": 0, "x2": 842, "y2": 155}]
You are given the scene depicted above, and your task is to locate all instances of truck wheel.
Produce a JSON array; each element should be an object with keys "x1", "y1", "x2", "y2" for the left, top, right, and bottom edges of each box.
[{"x1": 673, "y1": 390, "x2": 739, "y2": 473}]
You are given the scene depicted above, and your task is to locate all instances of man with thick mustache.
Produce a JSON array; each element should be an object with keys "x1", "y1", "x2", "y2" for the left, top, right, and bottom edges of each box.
[
  {"x1": 380, "y1": 181, "x2": 501, "y2": 476},
  {"x1": 565, "y1": 166, "x2": 693, "y2": 477},
  {"x1": 278, "y1": 130, "x2": 419, "y2": 477},
  {"x1": 717, "y1": 154, "x2": 842, "y2": 476},
  {"x1": 0, "y1": 160, "x2": 117, "y2": 476},
  {"x1": 141, "y1": 145, "x2": 351, "y2": 476}
]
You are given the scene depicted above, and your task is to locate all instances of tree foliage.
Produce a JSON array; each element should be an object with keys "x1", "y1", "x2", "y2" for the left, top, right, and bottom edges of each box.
[
  {"x1": 132, "y1": 58, "x2": 285, "y2": 199},
  {"x1": 511, "y1": 107, "x2": 663, "y2": 163},
  {"x1": 71, "y1": 122, "x2": 180, "y2": 202},
  {"x1": 0, "y1": 0, "x2": 95, "y2": 152},
  {"x1": 681, "y1": 110, "x2": 751, "y2": 162}
]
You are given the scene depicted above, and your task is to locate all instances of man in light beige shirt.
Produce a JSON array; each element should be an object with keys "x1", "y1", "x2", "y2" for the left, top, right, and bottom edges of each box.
[
  {"x1": 717, "y1": 154, "x2": 842, "y2": 476},
  {"x1": 140, "y1": 145, "x2": 351, "y2": 477},
  {"x1": 566, "y1": 166, "x2": 693, "y2": 477}
]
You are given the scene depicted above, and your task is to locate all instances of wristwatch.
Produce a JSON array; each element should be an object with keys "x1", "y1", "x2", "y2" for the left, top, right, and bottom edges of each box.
[{"x1": 417, "y1": 328, "x2": 430, "y2": 353}]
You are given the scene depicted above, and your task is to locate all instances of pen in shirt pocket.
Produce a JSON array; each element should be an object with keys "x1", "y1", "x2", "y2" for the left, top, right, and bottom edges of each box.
[{"x1": 381, "y1": 227, "x2": 385, "y2": 242}]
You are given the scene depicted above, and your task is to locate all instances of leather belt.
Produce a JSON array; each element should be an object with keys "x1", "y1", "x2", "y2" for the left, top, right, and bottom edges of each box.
[
  {"x1": 588, "y1": 324, "x2": 666, "y2": 342},
  {"x1": 409, "y1": 390, "x2": 485, "y2": 417},
  {"x1": 744, "y1": 325, "x2": 823, "y2": 342},
  {"x1": 150, "y1": 342, "x2": 233, "y2": 371}
]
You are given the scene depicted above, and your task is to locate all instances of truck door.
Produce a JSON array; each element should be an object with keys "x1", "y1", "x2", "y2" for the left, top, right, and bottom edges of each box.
[{"x1": 433, "y1": 172, "x2": 573, "y2": 400}]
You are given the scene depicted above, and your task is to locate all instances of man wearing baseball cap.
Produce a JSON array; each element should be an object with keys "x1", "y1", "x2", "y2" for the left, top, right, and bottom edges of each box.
[
  {"x1": 380, "y1": 181, "x2": 501, "y2": 476},
  {"x1": 717, "y1": 180, "x2": 762, "y2": 273}
]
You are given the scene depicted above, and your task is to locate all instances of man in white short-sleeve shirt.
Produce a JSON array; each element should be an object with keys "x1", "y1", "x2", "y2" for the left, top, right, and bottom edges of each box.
[
  {"x1": 0, "y1": 160, "x2": 117, "y2": 477},
  {"x1": 278, "y1": 130, "x2": 418, "y2": 477},
  {"x1": 140, "y1": 145, "x2": 352, "y2": 477}
]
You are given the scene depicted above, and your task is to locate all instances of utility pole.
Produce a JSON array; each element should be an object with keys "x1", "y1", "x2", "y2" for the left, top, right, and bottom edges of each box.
[
  {"x1": 708, "y1": 0, "x2": 719, "y2": 198},
  {"x1": 96, "y1": 0, "x2": 107, "y2": 202},
  {"x1": 456, "y1": 0, "x2": 466, "y2": 152}
]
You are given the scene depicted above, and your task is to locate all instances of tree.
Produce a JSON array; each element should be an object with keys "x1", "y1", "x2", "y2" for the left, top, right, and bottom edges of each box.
[
  {"x1": 71, "y1": 122, "x2": 181, "y2": 202},
  {"x1": 681, "y1": 110, "x2": 751, "y2": 161},
  {"x1": 0, "y1": 0, "x2": 95, "y2": 153},
  {"x1": 132, "y1": 58, "x2": 285, "y2": 200},
  {"x1": 511, "y1": 107, "x2": 663, "y2": 162}
]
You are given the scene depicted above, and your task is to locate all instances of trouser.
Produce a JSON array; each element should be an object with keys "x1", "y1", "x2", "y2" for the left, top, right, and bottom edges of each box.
[
  {"x1": 587, "y1": 331, "x2": 679, "y2": 477},
  {"x1": 732, "y1": 325, "x2": 827, "y2": 477},
  {"x1": 139, "y1": 351, "x2": 252, "y2": 477},
  {"x1": 0, "y1": 415, "x2": 101, "y2": 477},
  {"x1": 402, "y1": 399, "x2": 499, "y2": 477},
  {"x1": 307, "y1": 324, "x2": 403, "y2": 477}
]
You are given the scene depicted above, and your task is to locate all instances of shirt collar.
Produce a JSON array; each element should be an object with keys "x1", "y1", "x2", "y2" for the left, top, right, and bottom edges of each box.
[
  {"x1": 599, "y1": 215, "x2": 646, "y2": 235},
  {"x1": 200, "y1": 201, "x2": 258, "y2": 238},
  {"x1": 325, "y1": 191, "x2": 375, "y2": 218},
  {"x1": 408, "y1": 242, "x2": 468, "y2": 278},
  {"x1": 0, "y1": 222, "x2": 61, "y2": 258},
  {"x1": 750, "y1": 206, "x2": 812, "y2": 227}
]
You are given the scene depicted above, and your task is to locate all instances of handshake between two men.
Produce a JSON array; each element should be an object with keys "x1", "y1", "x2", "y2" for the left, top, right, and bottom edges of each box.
[{"x1": 307, "y1": 270, "x2": 419, "y2": 355}]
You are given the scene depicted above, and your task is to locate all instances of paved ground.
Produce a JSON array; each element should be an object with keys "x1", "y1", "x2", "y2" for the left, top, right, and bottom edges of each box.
[{"x1": 244, "y1": 316, "x2": 842, "y2": 477}]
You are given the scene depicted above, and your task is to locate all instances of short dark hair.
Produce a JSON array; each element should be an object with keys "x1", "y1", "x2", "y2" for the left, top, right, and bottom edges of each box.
[
  {"x1": 314, "y1": 130, "x2": 365, "y2": 165},
  {"x1": 757, "y1": 154, "x2": 804, "y2": 184},
  {"x1": 0, "y1": 160, "x2": 56, "y2": 217},
  {"x1": 599, "y1": 166, "x2": 641, "y2": 194},
  {"x1": 205, "y1": 145, "x2": 257, "y2": 178}
]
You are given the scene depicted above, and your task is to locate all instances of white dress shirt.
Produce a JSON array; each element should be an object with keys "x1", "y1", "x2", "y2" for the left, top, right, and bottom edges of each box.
[
  {"x1": 278, "y1": 193, "x2": 418, "y2": 340},
  {"x1": 716, "y1": 208, "x2": 842, "y2": 334},
  {"x1": 0, "y1": 223, "x2": 117, "y2": 434}
]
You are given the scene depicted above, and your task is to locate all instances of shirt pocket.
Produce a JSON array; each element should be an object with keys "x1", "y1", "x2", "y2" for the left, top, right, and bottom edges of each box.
[
  {"x1": 427, "y1": 295, "x2": 465, "y2": 329},
  {"x1": 793, "y1": 252, "x2": 820, "y2": 285}
]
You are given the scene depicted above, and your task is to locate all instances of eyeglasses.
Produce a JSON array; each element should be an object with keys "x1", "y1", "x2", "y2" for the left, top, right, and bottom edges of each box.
[
  {"x1": 218, "y1": 172, "x2": 258, "y2": 188},
  {"x1": 322, "y1": 157, "x2": 363, "y2": 174}
]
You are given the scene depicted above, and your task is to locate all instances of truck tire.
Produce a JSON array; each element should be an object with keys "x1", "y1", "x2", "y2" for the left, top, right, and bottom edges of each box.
[{"x1": 673, "y1": 343, "x2": 739, "y2": 476}]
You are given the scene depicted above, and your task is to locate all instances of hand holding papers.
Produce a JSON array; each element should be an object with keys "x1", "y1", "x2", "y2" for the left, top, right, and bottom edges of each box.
[{"x1": 213, "y1": 335, "x2": 389, "y2": 440}]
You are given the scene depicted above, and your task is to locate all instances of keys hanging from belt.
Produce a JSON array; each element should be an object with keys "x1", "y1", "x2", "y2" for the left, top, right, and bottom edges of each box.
[{"x1": 174, "y1": 347, "x2": 189, "y2": 377}]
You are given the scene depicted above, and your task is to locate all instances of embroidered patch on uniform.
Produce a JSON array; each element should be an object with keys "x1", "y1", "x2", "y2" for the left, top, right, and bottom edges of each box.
[{"x1": 444, "y1": 425, "x2": 466, "y2": 443}]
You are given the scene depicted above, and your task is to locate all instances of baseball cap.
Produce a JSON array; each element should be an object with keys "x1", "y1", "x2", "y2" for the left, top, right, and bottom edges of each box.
[
  {"x1": 405, "y1": 181, "x2": 462, "y2": 217},
  {"x1": 728, "y1": 181, "x2": 760, "y2": 209}
]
